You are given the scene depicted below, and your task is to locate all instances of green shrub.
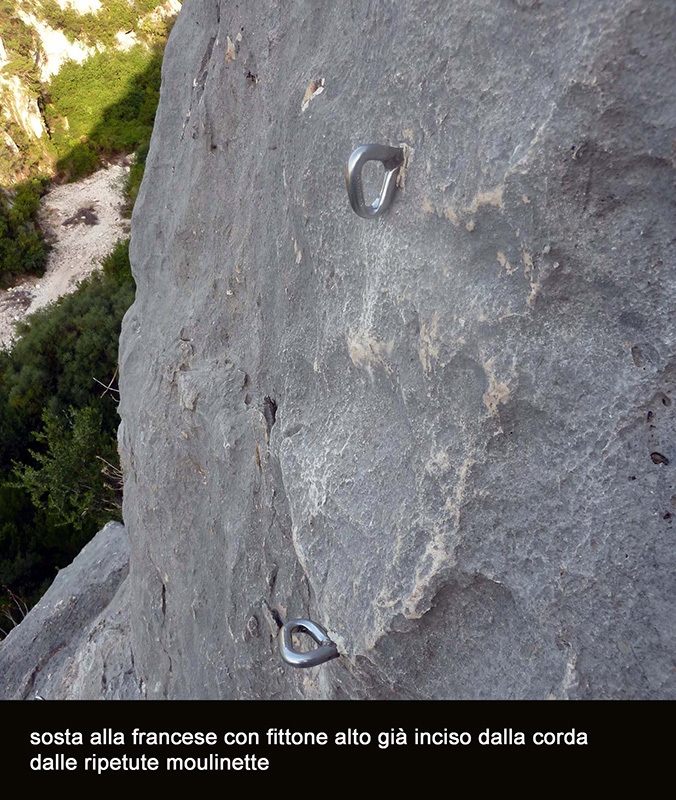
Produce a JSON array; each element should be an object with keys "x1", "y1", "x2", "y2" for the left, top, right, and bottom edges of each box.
[
  {"x1": 0, "y1": 482, "x2": 96, "y2": 615},
  {"x1": 0, "y1": 178, "x2": 49, "y2": 284},
  {"x1": 0, "y1": 240, "x2": 134, "y2": 612},
  {"x1": 13, "y1": 405, "x2": 121, "y2": 531},
  {"x1": 46, "y1": 44, "x2": 164, "y2": 180},
  {"x1": 2, "y1": 241, "x2": 134, "y2": 456}
]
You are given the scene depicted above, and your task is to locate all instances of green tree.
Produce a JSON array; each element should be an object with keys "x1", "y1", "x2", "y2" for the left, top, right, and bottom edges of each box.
[
  {"x1": 13, "y1": 406, "x2": 121, "y2": 532},
  {"x1": 1, "y1": 242, "x2": 134, "y2": 464},
  {"x1": 0, "y1": 241, "x2": 134, "y2": 607}
]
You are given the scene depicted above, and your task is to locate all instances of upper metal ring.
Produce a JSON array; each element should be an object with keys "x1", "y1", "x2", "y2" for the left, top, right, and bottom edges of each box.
[{"x1": 346, "y1": 144, "x2": 404, "y2": 219}]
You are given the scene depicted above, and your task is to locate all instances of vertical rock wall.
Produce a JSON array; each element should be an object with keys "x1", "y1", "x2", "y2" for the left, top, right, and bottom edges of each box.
[{"x1": 119, "y1": 0, "x2": 676, "y2": 698}]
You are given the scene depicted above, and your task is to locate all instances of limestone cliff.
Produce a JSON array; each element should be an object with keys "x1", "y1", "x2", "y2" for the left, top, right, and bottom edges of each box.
[
  {"x1": 3, "y1": 0, "x2": 675, "y2": 700},
  {"x1": 115, "y1": 0, "x2": 676, "y2": 699}
]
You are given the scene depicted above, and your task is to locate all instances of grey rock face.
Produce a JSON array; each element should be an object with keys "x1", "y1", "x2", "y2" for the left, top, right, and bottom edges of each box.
[
  {"x1": 119, "y1": 0, "x2": 676, "y2": 698},
  {"x1": 0, "y1": 522, "x2": 140, "y2": 700}
]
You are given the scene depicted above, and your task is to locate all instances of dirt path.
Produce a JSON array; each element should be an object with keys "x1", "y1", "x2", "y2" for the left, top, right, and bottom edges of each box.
[{"x1": 0, "y1": 162, "x2": 130, "y2": 350}]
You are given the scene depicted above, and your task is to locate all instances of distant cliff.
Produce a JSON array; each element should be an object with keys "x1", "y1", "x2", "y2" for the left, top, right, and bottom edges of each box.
[
  {"x1": 3, "y1": 0, "x2": 676, "y2": 699},
  {"x1": 0, "y1": 0, "x2": 180, "y2": 184}
]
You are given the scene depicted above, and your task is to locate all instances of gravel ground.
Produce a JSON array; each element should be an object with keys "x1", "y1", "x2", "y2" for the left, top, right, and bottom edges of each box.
[{"x1": 0, "y1": 162, "x2": 130, "y2": 350}]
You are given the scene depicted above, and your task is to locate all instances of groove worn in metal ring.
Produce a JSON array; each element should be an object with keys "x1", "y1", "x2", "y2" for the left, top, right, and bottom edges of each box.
[
  {"x1": 346, "y1": 143, "x2": 404, "y2": 219},
  {"x1": 279, "y1": 619, "x2": 339, "y2": 668}
]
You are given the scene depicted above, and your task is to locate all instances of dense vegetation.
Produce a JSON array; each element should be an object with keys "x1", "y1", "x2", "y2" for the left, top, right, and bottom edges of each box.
[
  {"x1": 1, "y1": 42, "x2": 163, "y2": 282},
  {"x1": 0, "y1": 178, "x2": 49, "y2": 285},
  {"x1": 0, "y1": 241, "x2": 134, "y2": 627},
  {"x1": 46, "y1": 44, "x2": 164, "y2": 181},
  {"x1": 0, "y1": 2, "x2": 177, "y2": 632}
]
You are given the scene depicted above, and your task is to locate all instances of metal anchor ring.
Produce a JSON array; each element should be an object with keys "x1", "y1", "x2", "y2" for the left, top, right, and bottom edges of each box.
[
  {"x1": 279, "y1": 619, "x2": 339, "y2": 668},
  {"x1": 346, "y1": 144, "x2": 404, "y2": 219}
]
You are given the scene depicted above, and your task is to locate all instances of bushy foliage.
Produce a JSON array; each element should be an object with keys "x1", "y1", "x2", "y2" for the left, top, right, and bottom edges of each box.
[
  {"x1": 0, "y1": 241, "x2": 134, "y2": 615},
  {"x1": 0, "y1": 178, "x2": 49, "y2": 284},
  {"x1": 0, "y1": 481, "x2": 97, "y2": 613},
  {"x1": 1, "y1": 240, "x2": 134, "y2": 459},
  {"x1": 13, "y1": 405, "x2": 121, "y2": 531},
  {"x1": 46, "y1": 44, "x2": 164, "y2": 180}
]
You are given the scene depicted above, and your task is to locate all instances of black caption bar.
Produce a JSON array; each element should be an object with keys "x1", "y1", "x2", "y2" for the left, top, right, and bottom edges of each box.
[{"x1": 3, "y1": 700, "x2": 670, "y2": 784}]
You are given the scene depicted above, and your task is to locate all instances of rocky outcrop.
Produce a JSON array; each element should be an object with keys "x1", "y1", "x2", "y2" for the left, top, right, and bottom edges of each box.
[
  {"x1": 0, "y1": 74, "x2": 44, "y2": 139},
  {"x1": 0, "y1": 522, "x2": 140, "y2": 700},
  {"x1": 0, "y1": 34, "x2": 47, "y2": 182},
  {"x1": 117, "y1": 0, "x2": 676, "y2": 699}
]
